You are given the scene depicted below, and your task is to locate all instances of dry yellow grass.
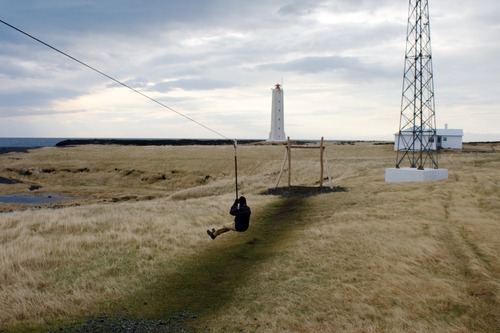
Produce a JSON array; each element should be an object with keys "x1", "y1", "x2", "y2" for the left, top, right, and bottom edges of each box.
[
  {"x1": 0, "y1": 141, "x2": 499, "y2": 332},
  {"x1": 204, "y1": 142, "x2": 500, "y2": 332}
]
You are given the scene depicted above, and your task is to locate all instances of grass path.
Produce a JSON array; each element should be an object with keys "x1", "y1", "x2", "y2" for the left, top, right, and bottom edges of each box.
[
  {"x1": 439, "y1": 190, "x2": 500, "y2": 332},
  {"x1": 123, "y1": 197, "x2": 309, "y2": 322},
  {"x1": 14, "y1": 196, "x2": 307, "y2": 332}
]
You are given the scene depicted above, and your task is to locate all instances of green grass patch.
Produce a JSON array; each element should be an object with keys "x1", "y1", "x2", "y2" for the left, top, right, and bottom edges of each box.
[
  {"x1": 34, "y1": 197, "x2": 313, "y2": 332},
  {"x1": 117, "y1": 197, "x2": 309, "y2": 322}
]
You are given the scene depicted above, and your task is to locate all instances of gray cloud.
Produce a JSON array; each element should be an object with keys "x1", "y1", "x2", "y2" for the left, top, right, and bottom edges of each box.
[
  {"x1": 0, "y1": 89, "x2": 81, "y2": 109},
  {"x1": 259, "y1": 55, "x2": 361, "y2": 73},
  {"x1": 0, "y1": 0, "x2": 498, "y2": 140},
  {"x1": 257, "y1": 55, "x2": 396, "y2": 82},
  {"x1": 148, "y1": 78, "x2": 235, "y2": 92}
]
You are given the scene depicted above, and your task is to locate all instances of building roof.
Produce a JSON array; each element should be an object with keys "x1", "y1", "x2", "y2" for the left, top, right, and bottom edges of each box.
[
  {"x1": 395, "y1": 128, "x2": 463, "y2": 137},
  {"x1": 436, "y1": 128, "x2": 463, "y2": 136}
]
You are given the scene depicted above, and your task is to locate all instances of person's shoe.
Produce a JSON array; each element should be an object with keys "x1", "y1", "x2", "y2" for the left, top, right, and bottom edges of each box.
[{"x1": 207, "y1": 229, "x2": 216, "y2": 240}]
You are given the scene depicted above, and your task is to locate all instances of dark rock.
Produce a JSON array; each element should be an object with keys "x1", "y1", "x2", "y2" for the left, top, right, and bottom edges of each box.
[
  {"x1": 0, "y1": 177, "x2": 23, "y2": 185},
  {"x1": 55, "y1": 139, "x2": 262, "y2": 147},
  {"x1": 48, "y1": 312, "x2": 199, "y2": 332}
]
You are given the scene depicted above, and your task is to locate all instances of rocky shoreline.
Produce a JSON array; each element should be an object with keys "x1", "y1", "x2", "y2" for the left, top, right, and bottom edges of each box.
[
  {"x1": 55, "y1": 138, "x2": 263, "y2": 147},
  {"x1": 0, "y1": 139, "x2": 267, "y2": 155},
  {"x1": 0, "y1": 147, "x2": 32, "y2": 155}
]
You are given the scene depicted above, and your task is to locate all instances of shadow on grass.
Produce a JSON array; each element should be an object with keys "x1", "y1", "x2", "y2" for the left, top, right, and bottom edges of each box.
[
  {"x1": 262, "y1": 186, "x2": 347, "y2": 198},
  {"x1": 40, "y1": 196, "x2": 334, "y2": 332},
  {"x1": 127, "y1": 197, "x2": 312, "y2": 323}
]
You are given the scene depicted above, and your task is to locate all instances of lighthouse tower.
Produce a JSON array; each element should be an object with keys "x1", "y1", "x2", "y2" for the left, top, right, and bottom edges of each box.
[{"x1": 268, "y1": 83, "x2": 286, "y2": 141}]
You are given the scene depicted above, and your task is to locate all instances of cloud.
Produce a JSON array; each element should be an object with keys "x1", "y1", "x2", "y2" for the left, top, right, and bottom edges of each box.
[
  {"x1": 259, "y1": 55, "x2": 362, "y2": 74},
  {"x1": 0, "y1": 0, "x2": 499, "y2": 140},
  {"x1": 148, "y1": 78, "x2": 236, "y2": 92},
  {"x1": 105, "y1": 77, "x2": 236, "y2": 93},
  {"x1": 256, "y1": 55, "x2": 398, "y2": 84},
  {"x1": 0, "y1": 89, "x2": 81, "y2": 112}
]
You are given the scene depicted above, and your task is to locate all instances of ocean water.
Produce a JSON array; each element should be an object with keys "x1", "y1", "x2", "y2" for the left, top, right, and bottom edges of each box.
[{"x1": 0, "y1": 138, "x2": 67, "y2": 147}]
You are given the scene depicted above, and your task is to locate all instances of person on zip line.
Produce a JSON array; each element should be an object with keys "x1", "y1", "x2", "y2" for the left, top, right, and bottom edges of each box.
[{"x1": 207, "y1": 196, "x2": 251, "y2": 240}]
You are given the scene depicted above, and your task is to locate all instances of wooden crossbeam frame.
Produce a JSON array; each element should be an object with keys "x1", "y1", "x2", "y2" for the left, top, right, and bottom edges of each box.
[{"x1": 275, "y1": 137, "x2": 333, "y2": 189}]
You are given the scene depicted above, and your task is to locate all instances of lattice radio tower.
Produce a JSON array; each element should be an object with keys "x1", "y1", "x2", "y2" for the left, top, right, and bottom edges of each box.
[{"x1": 396, "y1": 0, "x2": 438, "y2": 170}]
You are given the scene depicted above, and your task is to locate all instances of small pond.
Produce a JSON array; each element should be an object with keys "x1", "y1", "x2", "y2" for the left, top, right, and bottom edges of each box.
[{"x1": 0, "y1": 193, "x2": 75, "y2": 204}]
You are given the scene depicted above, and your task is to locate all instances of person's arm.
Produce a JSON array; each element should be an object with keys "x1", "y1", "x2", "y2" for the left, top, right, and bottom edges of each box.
[{"x1": 230, "y1": 198, "x2": 239, "y2": 215}]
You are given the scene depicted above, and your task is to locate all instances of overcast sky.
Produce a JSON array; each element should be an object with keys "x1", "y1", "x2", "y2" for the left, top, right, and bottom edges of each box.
[{"x1": 1, "y1": 0, "x2": 499, "y2": 141}]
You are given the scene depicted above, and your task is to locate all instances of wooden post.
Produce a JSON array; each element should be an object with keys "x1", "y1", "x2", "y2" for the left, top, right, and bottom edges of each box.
[
  {"x1": 275, "y1": 148, "x2": 288, "y2": 188},
  {"x1": 320, "y1": 137, "x2": 324, "y2": 187},
  {"x1": 324, "y1": 150, "x2": 334, "y2": 189},
  {"x1": 287, "y1": 136, "x2": 291, "y2": 187},
  {"x1": 274, "y1": 136, "x2": 332, "y2": 189}
]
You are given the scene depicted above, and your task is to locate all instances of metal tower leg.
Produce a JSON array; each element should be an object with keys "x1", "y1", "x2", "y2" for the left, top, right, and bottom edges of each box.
[{"x1": 396, "y1": 0, "x2": 439, "y2": 170}]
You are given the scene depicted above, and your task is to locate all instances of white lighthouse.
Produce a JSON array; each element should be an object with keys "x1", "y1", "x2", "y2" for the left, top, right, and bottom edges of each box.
[{"x1": 268, "y1": 83, "x2": 286, "y2": 141}]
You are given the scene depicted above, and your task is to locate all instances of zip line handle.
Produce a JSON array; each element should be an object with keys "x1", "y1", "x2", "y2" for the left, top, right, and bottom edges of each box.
[{"x1": 233, "y1": 139, "x2": 238, "y2": 200}]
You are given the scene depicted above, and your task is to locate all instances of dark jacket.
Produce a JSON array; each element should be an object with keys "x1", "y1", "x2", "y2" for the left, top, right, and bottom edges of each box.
[{"x1": 230, "y1": 202, "x2": 251, "y2": 232}]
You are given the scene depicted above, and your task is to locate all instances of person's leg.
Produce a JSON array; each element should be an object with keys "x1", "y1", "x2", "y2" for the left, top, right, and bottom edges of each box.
[
  {"x1": 216, "y1": 222, "x2": 236, "y2": 235},
  {"x1": 215, "y1": 227, "x2": 231, "y2": 236},
  {"x1": 207, "y1": 222, "x2": 235, "y2": 239}
]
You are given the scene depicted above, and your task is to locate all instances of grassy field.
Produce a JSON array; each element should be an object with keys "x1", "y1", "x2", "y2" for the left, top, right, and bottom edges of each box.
[{"x1": 0, "y1": 141, "x2": 499, "y2": 332}]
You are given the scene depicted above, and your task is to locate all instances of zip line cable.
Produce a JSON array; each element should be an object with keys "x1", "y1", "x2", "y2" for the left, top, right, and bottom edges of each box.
[
  {"x1": 0, "y1": 18, "x2": 231, "y2": 141},
  {"x1": 1, "y1": 18, "x2": 241, "y2": 197}
]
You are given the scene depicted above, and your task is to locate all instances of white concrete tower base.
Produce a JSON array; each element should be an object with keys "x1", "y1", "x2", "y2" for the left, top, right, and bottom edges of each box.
[{"x1": 385, "y1": 167, "x2": 448, "y2": 183}]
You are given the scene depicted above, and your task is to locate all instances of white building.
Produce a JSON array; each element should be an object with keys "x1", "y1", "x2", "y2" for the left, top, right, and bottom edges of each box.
[
  {"x1": 268, "y1": 83, "x2": 286, "y2": 141},
  {"x1": 436, "y1": 124, "x2": 464, "y2": 149},
  {"x1": 394, "y1": 124, "x2": 463, "y2": 150}
]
